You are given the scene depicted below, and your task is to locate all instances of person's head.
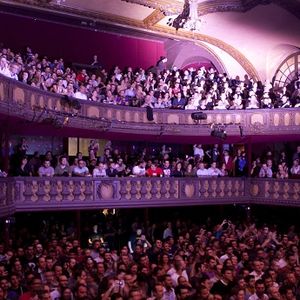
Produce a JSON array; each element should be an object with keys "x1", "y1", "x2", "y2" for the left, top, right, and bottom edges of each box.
[
  {"x1": 236, "y1": 289, "x2": 245, "y2": 300},
  {"x1": 253, "y1": 260, "x2": 263, "y2": 273},
  {"x1": 61, "y1": 288, "x2": 73, "y2": 300},
  {"x1": 222, "y1": 268, "x2": 233, "y2": 282},
  {"x1": 60, "y1": 156, "x2": 68, "y2": 166},
  {"x1": 75, "y1": 284, "x2": 88, "y2": 300},
  {"x1": 31, "y1": 277, "x2": 43, "y2": 294},
  {"x1": 78, "y1": 159, "x2": 85, "y2": 169},
  {"x1": 111, "y1": 293, "x2": 123, "y2": 300},
  {"x1": 175, "y1": 285, "x2": 190, "y2": 300},
  {"x1": 43, "y1": 160, "x2": 51, "y2": 168},
  {"x1": 129, "y1": 288, "x2": 142, "y2": 300},
  {"x1": 0, "y1": 278, "x2": 9, "y2": 292},
  {"x1": 269, "y1": 286, "x2": 280, "y2": 300},
  {"x1": 59, "y1": 275, "x2": 69, "y2": 288},
  {"x1": 255, "y1": 279, "x2": 265, "y2": 297},
  {"x1": 153, "y1": 283, "x2": 164, "y2": 300},
  {"x1": 164, "y1": 274, "x2": 173, "y2": 289}
]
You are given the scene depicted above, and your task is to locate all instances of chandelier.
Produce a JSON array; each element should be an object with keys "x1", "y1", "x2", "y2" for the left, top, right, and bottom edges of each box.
[{"x1": 167, "y1": 0, "x2": 202, "y2": 32}]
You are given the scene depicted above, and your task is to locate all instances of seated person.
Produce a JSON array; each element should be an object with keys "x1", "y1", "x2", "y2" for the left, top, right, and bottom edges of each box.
[
  {"x1": 93, "y1": 162, "x2": 107, "y2": 177},
  {"x1": 72, "y1": 159, "x2": 90, "y2": 177},
  {"x1": 146, "y1": 163, "x2": 163, "y2": 177},
  {"x1": 38, "y1": 159, "x2": 55, "y2": 177},
  {"x1": 55, "y1": 156, "x2": 70, "y2": 177},
  {"x1": 207, "y1": 162, "x2": 222, "y2": 176},
  {"x1": 132, "y1": 161, "x2": 146, "y2": 177}
]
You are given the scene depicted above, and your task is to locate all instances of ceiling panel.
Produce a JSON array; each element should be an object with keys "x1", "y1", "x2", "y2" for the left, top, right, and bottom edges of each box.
[{"x1": 61, "y1": 0, "x2": 155, "y2": 20}]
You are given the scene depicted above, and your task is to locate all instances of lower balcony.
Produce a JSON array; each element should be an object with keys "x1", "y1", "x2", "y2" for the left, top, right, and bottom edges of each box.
[{"x1": 0, "y1": 177, "x2": 300, "y2": 217}]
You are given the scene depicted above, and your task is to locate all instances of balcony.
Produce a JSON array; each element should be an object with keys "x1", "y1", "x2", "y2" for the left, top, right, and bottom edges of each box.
[
  {"x1": 0, "y1": 177, "x2": 299, "y2": 217},
  {"x1": 0, "y1": 74, "x2": 300, "y2": 143}
]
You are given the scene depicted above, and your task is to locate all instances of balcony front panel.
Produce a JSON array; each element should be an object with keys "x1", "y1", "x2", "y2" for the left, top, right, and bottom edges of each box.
[
  {"x1": 0, "y1": 178, "x2": 300, "y2": 217},
  {"x1": 0, "y1": 75, "x2": 300, "y2": 140}
]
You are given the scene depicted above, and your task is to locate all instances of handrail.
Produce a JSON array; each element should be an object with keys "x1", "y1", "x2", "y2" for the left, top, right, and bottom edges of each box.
[
  {"x1": 0, "y1": 177, "x2": 299, "y2": 217},
  {"x1": 0, "y1": 74, "x2": 300, "y2": 138}
]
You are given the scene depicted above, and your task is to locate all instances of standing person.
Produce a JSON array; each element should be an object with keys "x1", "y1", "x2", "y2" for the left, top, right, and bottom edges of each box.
[
  {"x1": 235, "y1": 151, "x2": 247, "y2": 177},
  {"x1": 211, "y1": 268, "x2": 235, "y2": 300}
]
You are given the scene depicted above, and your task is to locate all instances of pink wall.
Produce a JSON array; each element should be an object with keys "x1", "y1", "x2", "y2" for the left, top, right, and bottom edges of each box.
[{"x1": 0, "y1": 13, "x2": 165, "y2": 70}]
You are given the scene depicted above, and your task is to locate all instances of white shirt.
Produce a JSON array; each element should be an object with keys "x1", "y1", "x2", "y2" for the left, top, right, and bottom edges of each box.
[
  {"x1": 0, "y1": 67, "x2": 11, "y2": 77},
  {"x1": 207, "y1": 167, "x2": 222, "y2": 176},
  {"x1": 249, "y1": 270, "x2": 264, "y2": 281},
  {"x1": 74, "y1": 91, "x2": 87, "y2": 100},
  {"x1": 194, "y1": 146, "x2": 204, "y2": 158},
  {"x1": 197, "y1": 168, "x2": 208, "y2": 176},
  {"x1": 93, "y1": 168, "x2": 107, "y2": 177},
  {"x1": 248, "y1": 293, "x2": 268, "y2": 300},
  {"x1": 291, "y1": 165, "x2": 300, "y2": 175},
  {"x1": 170, "y1": 270, "x2": 189, "y2": 287},
  {"x1": 132, "y1": 165, "x2": 146, "y2": 176},
  {"x1": 163, "y1": 287, "x2": 176, "y2": 300}
]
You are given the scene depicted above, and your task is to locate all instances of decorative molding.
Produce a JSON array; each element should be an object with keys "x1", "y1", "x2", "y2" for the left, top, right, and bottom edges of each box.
[
  {"x1": 1, "y1": 75, "x2": 300, "y2": 140},
  {"x1": 122, "y1": 0, "x2": 184, "y2": 15},
  {"x1": 143, "y1": 9, "x2": 165, "y2": 27},
  {"x1": 0, "y1": 177, "x2": 299, "y2": 218},
  {"x1": 122, "y1": 0, "x2": 300, "y2": 19},
  {"x1": 0, "y1": 0, "x2": 260, "y2": 80},
  {"x1": 151, "y1": 24, "x2": 260, "y2": 80}
]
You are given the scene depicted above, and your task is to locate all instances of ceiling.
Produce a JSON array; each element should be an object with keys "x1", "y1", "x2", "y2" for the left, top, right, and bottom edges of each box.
[
  {"x1": 4, "y1": 0, "x2": 300, "y2": 30},
  {"x1": 1, "y1": 0, "x2": 300, "y2": 81}
]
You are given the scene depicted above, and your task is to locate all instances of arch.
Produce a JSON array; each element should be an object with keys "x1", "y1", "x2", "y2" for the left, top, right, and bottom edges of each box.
[
  {"x1": 272, "y1": 50, "x2": 300, "y2": 89},
  {"x1": 165, "y1": 40, "x2": 226, "y2": 73},
  {"x1": 267, "y1": 44, "x2": 300, "y2": 82}
]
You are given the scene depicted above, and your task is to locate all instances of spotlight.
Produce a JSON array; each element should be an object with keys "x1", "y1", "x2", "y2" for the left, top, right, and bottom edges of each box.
[
  {"x1": 239, "y1": 125, "x2": 244, "y2": 137},
  {"x1": 211, "y1": 129, "x2": 227, "y2": 140},
  {"x1": 191, "y1": 112, "x2": 207, "y2": 120}
]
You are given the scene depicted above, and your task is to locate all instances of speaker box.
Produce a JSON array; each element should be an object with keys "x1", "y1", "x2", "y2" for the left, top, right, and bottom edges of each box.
[
  {"x1": 146, "y1": 106, "x2": 154, "y2": 121},
  {"x1": 191, "y1": 112, "x2": 207, "y2": 120}
]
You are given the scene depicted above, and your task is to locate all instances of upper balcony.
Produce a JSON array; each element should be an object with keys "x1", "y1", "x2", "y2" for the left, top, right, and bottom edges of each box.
[
  {"x1": 0, "y1": 177, "x2": 300, "y2": 218},
  {"x1": 0, "y1": 74, "x2": 300, "y2": 143}
]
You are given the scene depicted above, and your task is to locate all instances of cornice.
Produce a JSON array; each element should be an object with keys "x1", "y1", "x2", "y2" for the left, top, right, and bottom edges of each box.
[
  {"x1": 122, "y1": 0, "x2": 300, "y2": 19},
  {"x1": 151, "y1": 24, "x2": 260, "y2": 80},
  {"x1": 143, "y1": 9, "x2": 165, "y2": 27},
  {"x1": 0, "y1": 0, "x2": 259, "y2": 80}
]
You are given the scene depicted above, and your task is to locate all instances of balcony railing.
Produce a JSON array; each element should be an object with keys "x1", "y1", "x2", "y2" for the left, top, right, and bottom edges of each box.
[
  {"x1": 0, "y1": 74, "x2": 300, "y2": 138},
  {"x1": 0, "y1": 177, "x2": 299, "y2": 217}
]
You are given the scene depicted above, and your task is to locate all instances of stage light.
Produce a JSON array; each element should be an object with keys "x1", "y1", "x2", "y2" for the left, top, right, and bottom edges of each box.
[
  {"x1": 211, "y1": 128, "x2": 227, "y2": 140},
  {"x1": 191, "y1": 112, "x2": 207, "y2": 120},
  {"x1": 239, "y1": 125, "x2": 244, "y2": 137}
]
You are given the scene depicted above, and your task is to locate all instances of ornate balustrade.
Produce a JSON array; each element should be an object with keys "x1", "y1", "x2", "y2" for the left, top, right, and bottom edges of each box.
[
  {"x1": 0, "y1": 177, "x2": 299, "y2": 217},
  {"x1": 0, "y1": 75, "x2": 300, "y2": 139}
]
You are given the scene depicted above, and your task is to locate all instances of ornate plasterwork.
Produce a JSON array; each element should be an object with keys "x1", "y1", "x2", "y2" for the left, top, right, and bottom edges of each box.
[
  {"x1": 152, "y1": 24, "x2": 260, "y2": 80},
  {"x1": 143, "y1": 9, "x2": 165, "y2": 27},
  {"x1": 122, "y1": 0, "x2": 184, "y2": 15},
  {"x1": 3, "y1": 0, "x2": 259, "y2": 79},
  {"x1": 122, "y1": 0, "x2": 300, "y2": 19}
]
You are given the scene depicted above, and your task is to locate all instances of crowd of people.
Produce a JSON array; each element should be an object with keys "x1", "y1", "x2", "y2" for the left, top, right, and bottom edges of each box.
[
  {"x1": 0, "y1": 209, "x2": 300, "y2": 300},
  {"x1": 1, "y1": 138, "x2": 299, "y2": 179},
  {"x1": 1, "y1": 45, "x2": 300, "y2": 110}
]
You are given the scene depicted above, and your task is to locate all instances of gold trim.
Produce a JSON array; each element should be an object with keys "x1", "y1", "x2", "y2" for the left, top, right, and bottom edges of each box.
[
  {"x1": 152, "y1": 24, "x2": 260, "y2": 80},
  {"x1": 4, "y1": 0, "x2": 259, "y2": 80},
  {"x1": 143, "y1": 9, "x2": 165, "y2": 27}
]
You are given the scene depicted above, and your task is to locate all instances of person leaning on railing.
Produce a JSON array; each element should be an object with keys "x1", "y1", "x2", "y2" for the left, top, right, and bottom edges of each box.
[{"x1": 38, "y1": 159, "x2": 54, "y2": 177}]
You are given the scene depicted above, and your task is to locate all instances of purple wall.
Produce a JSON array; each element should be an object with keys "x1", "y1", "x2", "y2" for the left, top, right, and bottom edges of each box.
[{"x1": 0, "y1": 13, "x2": 165, "y2": 70}]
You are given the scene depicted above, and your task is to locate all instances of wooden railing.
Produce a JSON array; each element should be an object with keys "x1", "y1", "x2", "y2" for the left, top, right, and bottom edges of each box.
[
  {"x1": 0, "y1": 177, "x2": 299, "y2": 217},
  {"x1": 0, "y1": 74, "x2": 300, "y2": 137}
]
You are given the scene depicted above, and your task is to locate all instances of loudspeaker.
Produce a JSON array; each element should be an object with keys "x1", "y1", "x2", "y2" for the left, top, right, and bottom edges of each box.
[
  {"x1": 211, "y1": 129, "x2": 227, "y2": 140},
  {"x1": 191, "y1": 112, "x2": 207, "y2": 120},
  {"x1": 146, "y1": 106, "x2": 154, "y2": 121}
]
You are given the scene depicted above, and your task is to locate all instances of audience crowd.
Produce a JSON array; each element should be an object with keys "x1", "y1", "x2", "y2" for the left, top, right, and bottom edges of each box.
[
  {"x1": 1, "y1": 45, "x2": 300, "y2": 110},
  {"x1": 1, "y1": 138, "x2": 299, "y2": 179},
  {"x1": 0, "y1": 211, "x2": 300, "y2": 300}
]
